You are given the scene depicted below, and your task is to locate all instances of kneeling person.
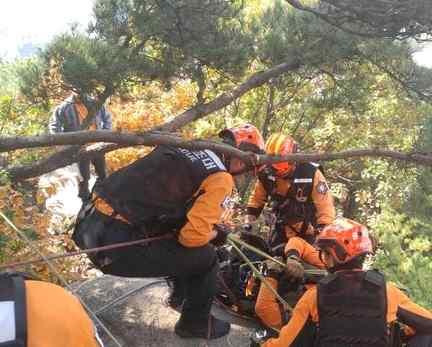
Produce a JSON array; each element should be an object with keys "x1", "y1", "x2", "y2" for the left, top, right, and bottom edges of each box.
[
  {"x1": 254, "y1": 217, "x2": 326, "y2": 329},
  {"x1": 258, "y1": 218, "x2": 432, "y2": 347}
]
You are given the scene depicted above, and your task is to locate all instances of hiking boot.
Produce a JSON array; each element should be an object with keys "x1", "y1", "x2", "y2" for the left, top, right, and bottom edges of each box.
[{"x1": 174, "y1": 314, "x2": 231, "y2": 339}]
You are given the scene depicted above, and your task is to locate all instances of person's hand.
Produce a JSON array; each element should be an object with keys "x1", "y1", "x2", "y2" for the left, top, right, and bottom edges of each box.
[
  {"x1": 285, "y1": 256, "x2": 304, "y2": 279},
  {"x1": 210, "y1": 224, "x2": 232, "y2": 246},
  {"x1": 264, "y1": 257, "x2": 284, "y2": 279}
]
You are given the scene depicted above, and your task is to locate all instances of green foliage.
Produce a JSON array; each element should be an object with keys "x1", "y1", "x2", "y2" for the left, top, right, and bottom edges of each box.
[
  {"x1": 252, "y1": 0, "x2": 360, "y2": 67},
  {"x1": 4, "y1": 0, "x2": 432, "y2": 299},
  {"x1": 19, "y1": 0, "x2": 256, "y2": 101},
  {"x1": 92, "y1": 0, "x2": 253, "y2": 76},
  {"x1": 372, "y1": 208, "x2": 432, "y2": 307}
]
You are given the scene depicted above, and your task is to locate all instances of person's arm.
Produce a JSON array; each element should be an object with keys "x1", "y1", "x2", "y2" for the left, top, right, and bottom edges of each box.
[
  {"x1": 262, "y1": 287, "x2": 317, "y2": 347},
  {"x1": 178, "y1": 171, "x2": 234, "y2": 247},
  {"x1": 101, "y1": 106, "x2": 112, "y2": 130},
  {"x1": 284, "y1": 237, "x2": 325, "y2": 269},
  {"x1": 246, "y1": 180, "x2": 268, "y2": 219},
  {"x1": 311, "y1": 170, "x2": 335, "y2": 226},
  {"x1": 48, "y1": 107, "x2": 63, "y2": 134},
  {"x1": 388, "y1": 284, "x2": 432, "y2": 334}
]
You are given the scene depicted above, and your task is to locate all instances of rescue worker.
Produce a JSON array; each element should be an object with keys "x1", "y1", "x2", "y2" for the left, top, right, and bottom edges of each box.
[
  {"x1": 254, "y1": 214, "x2": 326, "y2": 329},
  {"x1": 244, "y1": 133, "x2": 335, "y2": 254},
  {"x1": 72, "y1": 124, "x2": 265, "y2": 339},
  {"x1": 49, "y1": 92, "x2": 112, "y2": 201},
  {"x1": 0, "y1": 272, "x2": 103, "y2": 347},
  {"x1": 253, "y1": 218, "x2": 432, "y2": 347}
]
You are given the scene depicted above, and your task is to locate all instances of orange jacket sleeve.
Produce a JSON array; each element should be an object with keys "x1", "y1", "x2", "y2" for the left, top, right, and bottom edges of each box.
[
  {"x1": 263, "y1": 287, "x2": 318, "y2": 347},
  {"x1": 26, "y1": 281, "x2": 100, "y2": 347},
  {"x1": 255, "y1": 277, "x2": 283, "y2": 328},
  {"x1": 178, "y1": 171, "x2": 234, "y2": 247},
  {"x1": 311, "y1": 170, "x2": 335, "y2": 226},
  {"x1": 284, "y1": 236, "x2": 325, "y2": 269},
  {"x1": 387, "y1": 283, "x2": 432, "y2": 334},
  {"x1": 246, "y1": 179, "x2": 268, "y2": 217}
]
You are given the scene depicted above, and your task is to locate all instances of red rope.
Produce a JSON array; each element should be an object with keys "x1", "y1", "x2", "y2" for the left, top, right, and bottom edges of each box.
[{"x1": 0, "y1": 234, "x2": 173, "y2": 270}]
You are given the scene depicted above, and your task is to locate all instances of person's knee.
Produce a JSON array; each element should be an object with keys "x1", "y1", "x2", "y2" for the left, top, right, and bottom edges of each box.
[
  {"x1": 407, "y1": 334, "x2": 432, "y2": 347},
  {"x1": 192, "y1": 245, "x2": 218, "y2": 273},
  {"x1": 255, "y1": 282, "x2": 282, "y2": 328},
  {"x1": 255, "y1": 301, "x2": 282, "y2": 328}
]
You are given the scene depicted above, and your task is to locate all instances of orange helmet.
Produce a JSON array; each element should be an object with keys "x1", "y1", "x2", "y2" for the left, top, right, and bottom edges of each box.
[
  {"x1": 265, "y1": 133, "x2": 298, "y2": 176},
  {"x1": 315, "y1": 218, "x2": 373, "y2": 264},
  {"x1": 219, "y1": 124, "x2": 265, "y2": 154}
]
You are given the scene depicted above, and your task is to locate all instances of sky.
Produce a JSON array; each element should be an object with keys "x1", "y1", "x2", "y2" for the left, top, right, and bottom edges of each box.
[
  {"x1": 0, "y1": 0, "x2": 431, "y2": 68},
  {"x1": 0, "y1": 0, "x2": 94, "y2": 60}
]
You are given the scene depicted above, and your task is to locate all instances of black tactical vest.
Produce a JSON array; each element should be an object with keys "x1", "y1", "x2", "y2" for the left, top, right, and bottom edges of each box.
[
  {"x1": 0, "y1": 273, "x2": 28, "y2": 347},
  {"x1": 317, "y1": 270, "x2": 388, "y2": 347},
  {"x1": 95, "y1": 145, "x2": 226, "y2": 229},
  {"x1": 259, "y1": 162, "x2": 321, "y2": 232}
]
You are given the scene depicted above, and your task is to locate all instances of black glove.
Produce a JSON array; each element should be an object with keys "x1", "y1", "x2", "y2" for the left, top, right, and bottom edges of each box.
[{"x1": 211, "y1": 224, "x2": 231, "y2": 246}]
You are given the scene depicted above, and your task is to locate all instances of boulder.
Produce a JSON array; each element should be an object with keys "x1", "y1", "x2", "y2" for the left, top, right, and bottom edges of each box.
[{"x1": 74, "y1": 275, "x2": 256, "y2": 347}]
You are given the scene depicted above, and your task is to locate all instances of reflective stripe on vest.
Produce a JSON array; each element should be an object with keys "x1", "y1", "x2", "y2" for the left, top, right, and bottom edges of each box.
[{"x1": 0, "y1": 274, "x2": 27, "y2": 347}]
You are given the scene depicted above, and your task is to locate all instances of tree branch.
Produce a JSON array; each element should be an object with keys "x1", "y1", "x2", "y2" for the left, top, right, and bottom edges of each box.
[
  {"x1": 2, "y1": 130, "x2": 432, "y2": 180},
  {"x1": 3, "y1": 58, "x2": 301, "y2": 181},
  {"x1": 156, "y1": 58, "x2": 301, "y2": 132}
]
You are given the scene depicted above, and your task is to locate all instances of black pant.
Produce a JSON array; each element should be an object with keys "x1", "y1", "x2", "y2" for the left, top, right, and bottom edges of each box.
[
  {"x1": 408, "y1": 335, "x2": 432, "y2": 347},
  {"x1": 73, "y1": 208, "x2": 218, "y2": 322},
  {"x1": 78, "y1": 154, "x2": 107, "y2": 182}
]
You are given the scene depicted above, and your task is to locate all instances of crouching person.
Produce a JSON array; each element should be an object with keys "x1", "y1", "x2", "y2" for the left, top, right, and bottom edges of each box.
[
  {"x1": 254, "y1": 216, "x2": 326, "y2": 329},
  {"x1": 253, "y1": 218, "x2": 432, "y2": 347},
  {"x1": 0, "y1": 272, "x2": 103, "y2": 347},
  {"x1": 72, "y1": 124, "x2": 265, "y2": 339}
]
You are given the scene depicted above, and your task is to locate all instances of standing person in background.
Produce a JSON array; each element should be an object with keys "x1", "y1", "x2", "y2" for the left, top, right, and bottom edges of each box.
[{"x1": 49, "y1": 92, "x2": 112, "y2": 201}]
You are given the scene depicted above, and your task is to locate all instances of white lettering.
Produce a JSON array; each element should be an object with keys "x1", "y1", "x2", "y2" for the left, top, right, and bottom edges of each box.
[
  {"x1": 0, "y1": 301, "x2": 15, "y2": 342},
  {"x1": 202, "y1": 158, "x2": 217, "y2": 170}
]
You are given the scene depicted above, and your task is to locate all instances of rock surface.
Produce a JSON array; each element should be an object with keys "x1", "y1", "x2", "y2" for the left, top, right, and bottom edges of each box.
[{"x1": 75, "y1": 275, "x2": 256, "y2": 347}]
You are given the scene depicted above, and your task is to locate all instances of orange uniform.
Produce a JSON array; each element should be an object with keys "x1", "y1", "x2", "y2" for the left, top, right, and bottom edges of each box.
[
  {"x1": 247, "y1": 169, "x2": 335, "y2": 229},
  {"x1": 255, "y1": 237, "x2": 325, "y2": 328},
  {"x1": 284, "y1": 236, "x2": 324, "y2": 269},
  {"x1": 23, "y1": 281, "x2": 101, "y2": 347},
  {"x1": 178, "y1": 171, "x2": 234, "y2": 247},
  {"x1": 263, "y1": 281, "x2": 432, "y2": 347},
  {"x1": 75, "y1": 101, "x2": 96, "y2": 130}
]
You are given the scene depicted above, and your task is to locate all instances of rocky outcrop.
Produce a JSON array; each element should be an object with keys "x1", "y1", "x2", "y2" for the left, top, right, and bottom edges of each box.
[{"x1": 75, "y1": 275, "x2": 255, "y2": 347}]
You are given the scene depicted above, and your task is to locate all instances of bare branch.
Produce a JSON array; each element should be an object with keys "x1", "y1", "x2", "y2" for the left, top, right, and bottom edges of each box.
[
  {"x1": 2, "y1": 130, "x2": 432, "y2": 181},
  {"x1": 156, "y1": 59, "x2": 301, "y2": 132},
  {"x1": 2, "y1": 58, "x2": 301, "y2": 180}
]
